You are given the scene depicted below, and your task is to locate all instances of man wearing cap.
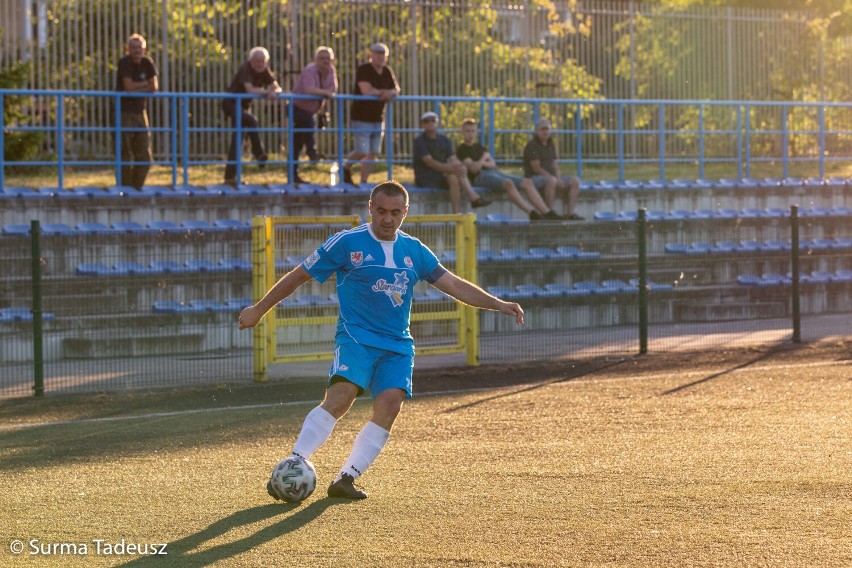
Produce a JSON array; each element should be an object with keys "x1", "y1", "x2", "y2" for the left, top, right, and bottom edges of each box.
[
  {"x1": 521, "y1": 118, "x2": 583, "y2": 220},
  {"x1": 342, "y1": 43, "x2": 400, "y2": 187},
  {"x1": 413, "y1": 111, "x2": 491, "y2": 213}
]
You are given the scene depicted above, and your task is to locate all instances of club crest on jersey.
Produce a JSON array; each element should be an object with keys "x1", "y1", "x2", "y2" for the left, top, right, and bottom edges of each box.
[
  {"x1": 350, "y1": 251, "x2": 363, "y2": 266},
  {"x1": 372, "y1": 271, "x2": 409, "y2": 307},
  {"x1": 404, "y1": 256, "x2": 413, "y2": 268}
]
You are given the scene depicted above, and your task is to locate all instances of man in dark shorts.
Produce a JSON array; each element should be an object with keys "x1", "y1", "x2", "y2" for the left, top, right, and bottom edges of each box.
[
  {"x1": 412, "y1": 112, "x2": 490, "y2": 214},
  {"x1": 221, "y1": 46, "x2": 282, "y2": 185},
  {"x1": 115, "y1": 34, "x2": 159, "y2": 190}
]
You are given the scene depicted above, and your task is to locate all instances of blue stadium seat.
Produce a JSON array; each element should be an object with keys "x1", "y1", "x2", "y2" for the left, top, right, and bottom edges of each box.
[
  {"x1": 761, "y1": 273, "x2": 790, "y2": 285},
  {"x1": 39, "y1": 186, "x2": 88, "y2": 200},
  {"x1": 667, "y1": 209, "x2": 693, "y2": 220},
  {"x1": 763, "y1": 207, "x2": 787, "y2": 218},
  {"x1": 739, "y1": 208, "x2": 764, "y2": 218},
  {"x1": 628, "y1": 278, "x2": 674, "y2": 291},
  {"x1": 736, "y1": 274, "x2": 763, "y2": 286},
  {"x1": 223, "y1": 298, "x2": 252, "y2": 311},
  {"x1": 213, "y1": 219, "x2": 249, "y2": 231},
  {"x1": 686, "y1": 242, "x2": 713, "y2": 254},
  {"x1": 440, "y1": 250, "x2": 457, "y2": 263},
  {"x1": 760, "y1": 178, "x2": 783, "y2": 188},
  {"x1": 341, "y1": 182, "x2": 372, "y2": 195},
  {"x1": 219, "y1": 258, "x2": 252, "y2": 271},
  {"x1": 829, "y1": 206, "x2": 851, "y2": 216},
  {"x1": 76, "y1": 222, "x2": 116, "y2": 234},
  {"x1": 476, "y1": 250, "x2": 494, "y2": 263},
  {"x1": 482, "y1": 213, "x2": 526, "y2": 224},
  {"x1": 173, "y1": 184, "x2": 211, "y2": 196},
  {"x1": 513, "y1": 284, "x2": 543, "y2": 299},
  {"x1": 804, "y1": 177, "x2": 827, "y2": 188},
  {"x1": 807, "y1": 238, "x2": 834, "y2": 250},
  {"x1": 2, "y1": 224, "x2": 31, "y2": 237},
  {"x1": 664, "y1": 243, "x2": 689, "y2": 254},
  {"x1": 189, "y1": 299, "x2": 231, "y2": 312},
  {"x1": 0, "y1": 306, "x2": 55, "y2": 322},
  {"x1": 711, "y1": 241, "x2": 738, "y2": 253},
  {"x1": 149, "y1": 260, "x2": 195, "y2": 274},
  {"x1": 617, "y1": 210, "x2": 639, "y2": 221},
  {"x1": 184, "y1": 259, "x2": 224, "y2": 272},
  {"x1": 181, "y1": 220, "x2": 214, "y2": 232},
  {"x1": 809, "y1": 271, "x2": 834, "y2": 283},
  {"x1": 715, "y1": 208, "x2": 738, "y2": 219},
  {"x1": 573, "y1": 281, "x2": 601, "y2": 293},
  {"x1": 692, "y1": 208, "x2": 714, "y2": 219},
  {"x1": 803, "y1": 206, "x2": 830, "y2": 217},
  {"x1": 527, "y1": 247, "x2": 555, "y2": 259},
  {"x1": 761, "y1": 239, "x2": 789, "y2": 251},
  {"x1": 112, "y1": 262, "x2": 158, "y2": 276},
  {"x1": 275, "y1": 256, "x2": 301, "y2": 271},
  {"x1": 4, "y1": 186, "x2": 51, "y2": 199},
  {"x1": 593, "y1": 211, "x2": 617, "y2": 221},
  {"x1": 646, "y1": 210, "x2": 667, "y2": 220},
  {"x1": 147, "y1": 220, "x2": 181, "y2": 232},
  {"x1": 600, "y1": 279, "x2": 632, "y2": 293},
  {"x1": 75, "y1": 262, "x2": 115, "y2": 276},
  {"x1": 486, "y1": 285, "x2": 515, "y2": 299},
  {"x1": 833, "y1": 269, "x2": 852, "y2": 282},
  {"x1": 541, "y1": 283, "x2": 570, "y2": 297},
  {"x1": 41, "y1": 223, "x2": 76, "y2": 235},
  {"x1": 152, "y1": 300, "x2": 204, "y2": 313},
  {"x1": 111, "y1": 221, "x2": 149, "y2": 233},
  {"x1": 738, "y1": 240, "x2": 762, "y2": 252},
  {"x1": 832, "y1": 237, "x2": 852, "y2": 249}
]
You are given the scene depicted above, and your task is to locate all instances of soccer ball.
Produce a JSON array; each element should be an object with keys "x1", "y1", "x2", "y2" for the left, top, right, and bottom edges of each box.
[{"x1": 268, "y1": 455, "x2": 317, "y2": 502}]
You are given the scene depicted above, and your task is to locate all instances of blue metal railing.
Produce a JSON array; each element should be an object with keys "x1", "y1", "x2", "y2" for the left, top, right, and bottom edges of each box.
[{"x1": 3, "y1": 89, "x2": 852, "y2": 188}]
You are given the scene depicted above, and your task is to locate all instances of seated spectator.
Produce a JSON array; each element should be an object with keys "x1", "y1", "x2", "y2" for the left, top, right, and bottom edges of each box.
[
  {"x1": 456, "y1": 118, "x2": 563, "y2": 221},
  {"x1": 412, "y1": 111, "x2": 491, "y2": 214},
  {"x1": 521, "y1": 118, "x2": 583, "y2": 220}
]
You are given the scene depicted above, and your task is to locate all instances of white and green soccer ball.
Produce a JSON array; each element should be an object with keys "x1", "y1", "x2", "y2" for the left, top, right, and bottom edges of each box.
[{"x1": 269, "y1": 456, "x2": 317, "y2": 502}]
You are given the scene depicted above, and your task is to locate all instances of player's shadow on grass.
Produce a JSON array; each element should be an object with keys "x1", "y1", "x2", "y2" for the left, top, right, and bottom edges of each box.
[{"x1": 117, "y1": 499, "x2": 347, "y2": 567}]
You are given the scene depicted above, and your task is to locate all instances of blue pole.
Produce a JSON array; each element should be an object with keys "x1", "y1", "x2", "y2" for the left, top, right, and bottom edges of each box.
[
  {"x1": 386, "y1": 102, "x2": 393, "y2": 180},
  {"x1": 115, "y1": 94, "x2": 122, "y2": 186},
  {"x1": 698, "y1": 104, "x2": 705, "y2": 180},
  {"x1": 781, "y1": 106, "x2": 788, "y2": 179},
  {"x1": 575, "y1": 102, "x2": 583, "y2": 179},
  {"x1": 745, "y1": 104, "x2": 751, "y2": 179},
  {"x1": 617, "y1": 102, "x2": 624, "y2": 181},
  {"x1": 179, "y1": 96, "x2": 188, "y2": 186},
  {"x1": 57, "y1": 96, "x2": 65, "y2": 189},
  {"x1": 488, "y1": 101, "x2": 496, "y2": 159},
  {"x1": 658, "y1": 103, "x2": 665, "y2": 181},
  {"x1": 736, "y1": 105, "x2": 743, "y2": 180},
  {"x1": 287, "y1": 97, "x2": 294, "y2": 184}
]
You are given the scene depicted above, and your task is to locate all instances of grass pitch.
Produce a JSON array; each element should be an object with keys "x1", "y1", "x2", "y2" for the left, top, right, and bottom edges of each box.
[{"x1": 0, "y1": 343, "x2": 850, "y2": 567}]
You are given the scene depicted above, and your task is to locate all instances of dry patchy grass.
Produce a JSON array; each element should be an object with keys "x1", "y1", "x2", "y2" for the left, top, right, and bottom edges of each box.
[{"x1": 0, "y1": 346, "x2": 849, "y2": 567}]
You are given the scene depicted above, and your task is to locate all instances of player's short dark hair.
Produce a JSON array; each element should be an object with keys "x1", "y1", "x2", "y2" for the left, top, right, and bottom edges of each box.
[
  {"x1": 461, "y1": 118, "x2": 477, "y2": 127},
  {"x1": 370, "y1": 180, "x2": 409, "y2": 207}
]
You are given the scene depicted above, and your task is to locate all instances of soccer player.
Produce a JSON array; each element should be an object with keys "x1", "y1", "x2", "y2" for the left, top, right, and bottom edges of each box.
[{"x1": 238, "y1": 180, "x2": 525, "y2": 499}]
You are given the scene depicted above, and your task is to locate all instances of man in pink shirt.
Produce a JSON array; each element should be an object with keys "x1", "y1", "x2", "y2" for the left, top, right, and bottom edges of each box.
[{"x1": 290, "y1": 46, "x2": 338, "y2": 185}]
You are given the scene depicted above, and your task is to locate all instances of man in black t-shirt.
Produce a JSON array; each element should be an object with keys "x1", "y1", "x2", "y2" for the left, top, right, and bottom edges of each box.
[
  {"x1": 342, "y1": 43, "x2": 400, "y2": 187},
  {"x1": 457, "y1": 119, "x2": 561, "y2": 221},
  {"x1": 115, "y1": 34, "x2": 159, "y2": 190},
  {"x1": 221, "y1": 46, "x2": 282, "y2": 185},
  {"x1": 521, "y1": 118, "x2": 583, "y2": 220}
]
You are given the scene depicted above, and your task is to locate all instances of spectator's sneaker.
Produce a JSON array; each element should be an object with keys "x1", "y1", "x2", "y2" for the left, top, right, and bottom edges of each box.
[
  {"x1": 342, "y1": 166, "x2": 356, "y2": 186},
  {"x1": 327, "y1": 473, "x2": 368, "y2": 499},
  {"x1": 471, "y1": 196, "x2": 492, "y2": 209},
  {"x1": 567, "y1": 213, "x2": 585, "y2": 221},
  {"x1": 543, "y1": 210, "x2": 566, "y2": 220},
  {"x1": 529, "y1": 210, "x2": 544, "y2": 221}
]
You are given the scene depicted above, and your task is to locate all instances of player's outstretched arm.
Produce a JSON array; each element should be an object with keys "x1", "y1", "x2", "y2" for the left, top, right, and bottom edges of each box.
[
  {"x1": 432, "y1": 271, "x2": 524, "y2": 325},
  {"x1": 238, "y1": 266, "x2": 313, "y2": 330}
]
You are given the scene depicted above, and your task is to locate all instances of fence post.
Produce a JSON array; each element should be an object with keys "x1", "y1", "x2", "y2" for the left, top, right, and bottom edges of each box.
[
  {"x1": 637, "y1": 208, "x2": 648, "y2": 354},
  {"x1": 30, "y1": 220, "x2": 45, "y2": 396},
  {"x1": 790, "y1": 205, "x2": 801, "y2": 343}
]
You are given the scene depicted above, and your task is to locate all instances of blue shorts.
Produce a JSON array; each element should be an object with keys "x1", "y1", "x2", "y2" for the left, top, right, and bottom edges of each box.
[
  {"x1": 329, "y1": 339, "x2": 414, "y2": 399},
  {"x1": 473, "y1": 169, "x2": 524, "y2": 192},
  {"x1": 351, "y1": 120, "x2": 384, "y2": 155}
]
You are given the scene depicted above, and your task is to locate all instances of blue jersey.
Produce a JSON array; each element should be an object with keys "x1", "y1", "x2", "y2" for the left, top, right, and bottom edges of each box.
[{"x1": 302, "y1": 223, "x2": 445, "y2": 356}]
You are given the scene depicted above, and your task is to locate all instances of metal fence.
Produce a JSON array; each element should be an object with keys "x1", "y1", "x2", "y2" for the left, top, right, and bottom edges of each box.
[
  {"x1": 6, "y1": 90, "x2": 852, "y2": 189},
  {"x1": 3, "y1": 1, "x2": 851, "y2": 161},
  {"x1": 2, "y1": 205, "x2": 849, "y2": 398}
]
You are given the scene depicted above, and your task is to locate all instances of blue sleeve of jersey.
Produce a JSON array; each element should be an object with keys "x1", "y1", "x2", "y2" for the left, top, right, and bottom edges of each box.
[
  {"x1": 302, "y1": 232, "x2": 349, "y2": 283},
  {"x1": 416, "y1": 242, "x2": 441, "y2": 282}
]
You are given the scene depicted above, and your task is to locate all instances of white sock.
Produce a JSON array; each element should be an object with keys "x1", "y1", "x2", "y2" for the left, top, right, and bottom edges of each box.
[
  {"x1": 336, "y1": 421, "x2": 391, "y2": 481},
  {"x1": 291, "y1": 406, "x2": 337, "y2": 459}
]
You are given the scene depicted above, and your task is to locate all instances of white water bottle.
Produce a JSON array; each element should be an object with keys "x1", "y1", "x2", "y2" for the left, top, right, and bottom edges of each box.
[{"x1": 329, "y1": 162, "x2": 340, "y2": 187}]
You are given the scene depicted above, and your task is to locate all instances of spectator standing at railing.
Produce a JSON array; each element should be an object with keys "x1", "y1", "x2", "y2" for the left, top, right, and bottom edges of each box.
[
  {"x1": 521, "y1": 118, "x2": 584, "y2": 220},
  {"x1": 289, "y1": 46, "x2": 338, "y2": 186},
  {"x1": 115, "y1": 34, "x2": 159, "y2": 190},
  {"x1": 413, "y1": 112, "x2": 491, "y2": 214},
  {"x1": 221, "y1": 46, "x2": 282, "y2": 186},
  {"x1": 341, "y1": 43, "x2": 400, "y2": 187},
  {"x1": 456, "y1": 118, "x2": 562, "y2": 221}
]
